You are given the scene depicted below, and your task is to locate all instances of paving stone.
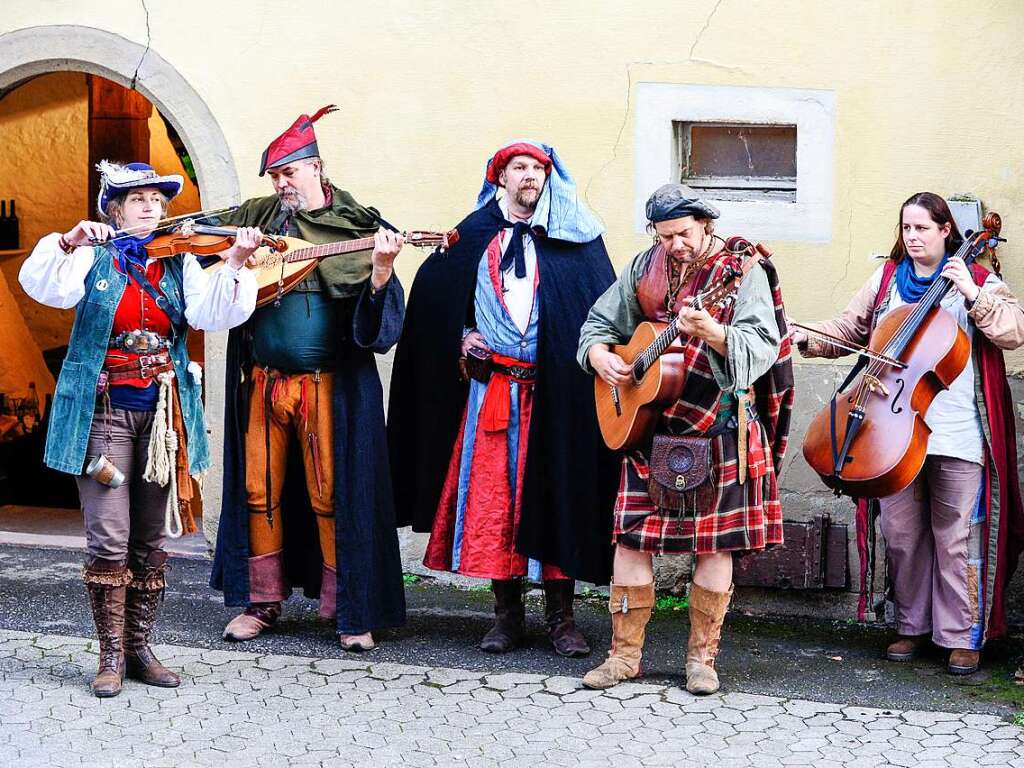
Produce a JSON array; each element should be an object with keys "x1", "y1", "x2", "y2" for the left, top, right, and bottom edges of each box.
[{"x1": 3, "y1": 629, "x2": 1024, "y2": 768}]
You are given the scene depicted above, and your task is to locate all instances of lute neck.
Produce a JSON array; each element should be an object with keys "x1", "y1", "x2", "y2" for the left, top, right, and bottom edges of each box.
[{"x1": 284, "y1": 236, "x2": 376, "y2": 264}]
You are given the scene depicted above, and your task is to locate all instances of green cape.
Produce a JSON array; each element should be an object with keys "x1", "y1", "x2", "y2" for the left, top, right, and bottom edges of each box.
[{"x1": 222, "y1": 184, "x2": 380, "y2": 299}]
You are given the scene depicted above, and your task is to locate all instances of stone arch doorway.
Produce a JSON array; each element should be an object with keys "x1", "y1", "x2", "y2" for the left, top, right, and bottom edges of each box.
[{"x1": 0, "y1": 24, "x2": 238, "y2": 543}]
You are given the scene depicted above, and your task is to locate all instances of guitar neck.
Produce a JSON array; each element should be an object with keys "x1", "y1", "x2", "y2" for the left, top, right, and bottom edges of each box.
[
  {"x1": 632, "y1": 288, "x2": 721, "y2": 380},
  {"x1": 284, "y1": 236, "x2": 376, "y2": 264}
]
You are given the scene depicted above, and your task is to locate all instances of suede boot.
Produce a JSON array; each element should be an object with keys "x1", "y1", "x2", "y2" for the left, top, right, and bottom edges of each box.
[
  {"x1": 685, "y1": 583, "x2": 733, "y2": 695},
  {"x1": 124, "y1": 550, "x2": 180, "y2": 688},
  {"x1": 84, "y1": 557, "x2": 131, "y2": 698},
  {"x1": 480, "y1": 579, "x2": 525, "y2": 653},
  {"x1": 582, "y1": 583, "x2": 655, "y2": 689},
  {"x1": 544, "y1": 579, "x2": 590, "y2": 657}
]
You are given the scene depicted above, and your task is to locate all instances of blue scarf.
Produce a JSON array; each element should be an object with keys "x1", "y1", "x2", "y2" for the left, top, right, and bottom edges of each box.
[
  {"x1": 112, "y1": 233, "x2": 155, "y2": 273},
  {"x1": 895, "y1": 253, "x2": 950, "y2": 303}
]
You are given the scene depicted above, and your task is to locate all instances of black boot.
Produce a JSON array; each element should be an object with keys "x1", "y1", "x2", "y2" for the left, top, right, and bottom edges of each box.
[
  {"x1": 480, "y1": 579, "x2": 525, "y2": 653},
  {"x1": 124, "y1": 550, "x2": 180, "y2": 687},
  {"x1": 544, "y1": 579, "x2": 591, "y2": 657},
  {"x1": 84, "y1": 557, "x2": 131, "y2": 698}
]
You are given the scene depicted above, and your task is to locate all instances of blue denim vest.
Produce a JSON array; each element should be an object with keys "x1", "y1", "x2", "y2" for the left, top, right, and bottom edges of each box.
[{"x1": 44, "y1": 246, "x2": 211, "y2": 475}]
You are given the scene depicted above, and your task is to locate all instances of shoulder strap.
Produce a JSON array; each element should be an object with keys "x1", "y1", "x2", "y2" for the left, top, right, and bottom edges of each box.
[
  {"x1": 874, "y1": 260, "x2": 897, "y2": 312},
  {"x1": 123, "y1": 259, "x2": 184, "y2": 327}
]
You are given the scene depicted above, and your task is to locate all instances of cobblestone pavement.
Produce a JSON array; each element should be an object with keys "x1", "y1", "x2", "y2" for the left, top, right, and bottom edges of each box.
[{"x1": 2, "y1": 630, "x2": 1022, "y2": 768}]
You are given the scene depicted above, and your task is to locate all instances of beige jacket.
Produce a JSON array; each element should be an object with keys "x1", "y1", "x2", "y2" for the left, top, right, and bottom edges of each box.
[{"x1": 799, "y1": 263, "x2": 1024, "y2": 358}]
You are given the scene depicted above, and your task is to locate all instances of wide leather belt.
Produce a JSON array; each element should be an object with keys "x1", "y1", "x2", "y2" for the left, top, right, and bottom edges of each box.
[
  {"x1": 705, "y1": 401, "x2": 759, "y2": 438},
  {"x1": 109, "y1": 329, "x2": 171, "y2": 354},
  {"x1": 493, "y1": 361, "x2": 536, "y2": 381},
  {"x1": 105, "y1": 351, "x2": 175, "y2": 384}
]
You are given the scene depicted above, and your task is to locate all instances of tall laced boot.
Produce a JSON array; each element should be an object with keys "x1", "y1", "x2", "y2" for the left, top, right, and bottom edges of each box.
[
  {"x1": 685, "y1": 583, "x2": 733, "y2": 695},
  {"x1": 544, "y1": 579, "x2": 590, "y2": 657},
  {"x1": 479, "y1": 579, "x2": 525, "y2": 653},
  {"x1": 582, "y1": 583, "x2": 655, "y2": 689},
  {"x1": 124, "y1": 550, "x2": 180, "y2": 687},
  {"x1": 83, "y1": 557, "x2": 131, "y2": 698}
]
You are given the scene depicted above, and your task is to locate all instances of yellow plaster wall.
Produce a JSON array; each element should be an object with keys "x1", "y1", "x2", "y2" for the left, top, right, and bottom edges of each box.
[
  {"x1": 0, "y1": 71, "x2": 88, "y2": 351},
  {"x1": 0, "y1": 71, "x2": 200, "y2": 350},
  {"x1": 3, "y1": 1, "x2": 1023, "y2": 368}
]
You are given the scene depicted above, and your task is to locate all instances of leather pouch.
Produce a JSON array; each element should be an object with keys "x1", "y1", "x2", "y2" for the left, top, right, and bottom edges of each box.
[
  {"x1": 647, "y1": 434, "x2": 713, "y2": 515},
  {"x1": 458, "y1": 347, "x2": 493, "y2": 383}
]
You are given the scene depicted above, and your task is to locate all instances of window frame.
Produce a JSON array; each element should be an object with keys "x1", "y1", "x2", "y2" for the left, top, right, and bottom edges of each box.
[{"x1": 634, "y1": 82, "x2": 836, "y2": 241}]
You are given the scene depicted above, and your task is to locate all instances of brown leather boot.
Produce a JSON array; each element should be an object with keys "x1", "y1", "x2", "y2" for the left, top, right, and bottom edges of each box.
[
  {"x1": 685, "y1": 583, "x2": 733, "y2": 695},
  {"x1": 948, "y1": 648, "x2": 981, "y2": 675},
  {"x1": 83, "y1": 557, "x2": 131, "y2": 698},
  {"x1": 886, "y1": 634, "x2": 929, "y2": 662},
  {"x1": 124, "y1": 551, "x2": 180, "y2": 688},
  {"x1": 480, "y1": 579, "x2": 525, "y2": 653},
  {"x1": 582, "y1": 583, "x2": 655, "y2": 689},
  {"x1": 544, "y1": 579, "x2": 590, "y2": 657}
]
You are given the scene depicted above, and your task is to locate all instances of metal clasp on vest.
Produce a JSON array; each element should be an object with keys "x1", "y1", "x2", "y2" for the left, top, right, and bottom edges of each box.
[{"x1": 675, "y1": 474, "x2": 686, "y2": 489}]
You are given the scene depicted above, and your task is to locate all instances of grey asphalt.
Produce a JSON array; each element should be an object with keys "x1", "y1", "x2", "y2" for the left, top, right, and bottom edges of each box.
[{"x1": 1, "y1": 544, "x2": 1021, "y2": 719}]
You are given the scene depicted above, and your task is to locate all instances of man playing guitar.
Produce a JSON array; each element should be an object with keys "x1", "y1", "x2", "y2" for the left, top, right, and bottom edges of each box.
[{"x1": 577, "y1": 183, "x2": 794, "y2": 695}]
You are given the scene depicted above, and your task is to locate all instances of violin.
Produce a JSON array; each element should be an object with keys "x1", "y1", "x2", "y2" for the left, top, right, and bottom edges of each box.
[
  {"x1": 144, "y1": 224, "x2": 288, "y2": 258},
  {"x1": 801, "y1": 212, "x2": 1006, "y2": 499}
]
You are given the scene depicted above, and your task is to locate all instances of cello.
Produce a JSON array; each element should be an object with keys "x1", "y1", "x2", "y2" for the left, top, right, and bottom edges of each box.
[{"x1": 801, "y1": 212, "x2": 1005, "y2": 499}]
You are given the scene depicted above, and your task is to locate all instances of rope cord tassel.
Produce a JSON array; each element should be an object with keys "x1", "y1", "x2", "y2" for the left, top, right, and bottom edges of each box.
[{"x1": 143, "y1": 371, "x2": 183, "y2": 538}]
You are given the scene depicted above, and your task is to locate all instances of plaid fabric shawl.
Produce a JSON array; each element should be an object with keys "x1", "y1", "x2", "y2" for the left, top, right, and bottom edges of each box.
[{"x1": 613, "y1": 240, "x2": 795, "y2": 554}]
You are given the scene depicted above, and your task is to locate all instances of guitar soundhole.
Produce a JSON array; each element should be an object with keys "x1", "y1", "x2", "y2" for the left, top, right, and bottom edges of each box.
[{"x1": 667, "y1": 446, "x2": 696, "y2": 473}]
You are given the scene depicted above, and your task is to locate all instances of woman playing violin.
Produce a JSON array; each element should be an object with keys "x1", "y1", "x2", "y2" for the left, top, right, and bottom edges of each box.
[
  {"x1": 793, "y1": 192, "x2": 1024, "y2": 675},
  {"x1": 19, "y1": 161, "x2": 259, "y2": 697}
]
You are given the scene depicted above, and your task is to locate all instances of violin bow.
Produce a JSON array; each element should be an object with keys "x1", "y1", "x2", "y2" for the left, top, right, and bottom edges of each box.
[
  {"x1": 789, "y1": 322, "x2": 907, "y2": 369},
  {"x1": 102, "y1": 205, "x2": 241, "y2": 243}
]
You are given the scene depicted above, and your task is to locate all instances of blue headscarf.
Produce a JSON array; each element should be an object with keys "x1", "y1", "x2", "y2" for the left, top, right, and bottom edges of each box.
[
  {"x1": 475, "y1": 140, "x2": 604, "y2": 244},
  {"x1": 895, "y1": 252, "x2": 950, "y2": 304}
]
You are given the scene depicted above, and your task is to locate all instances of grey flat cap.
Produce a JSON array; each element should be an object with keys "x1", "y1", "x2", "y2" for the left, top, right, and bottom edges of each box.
[{"x1": 645, "y1": 183, "x2": 720, "y2": 223}]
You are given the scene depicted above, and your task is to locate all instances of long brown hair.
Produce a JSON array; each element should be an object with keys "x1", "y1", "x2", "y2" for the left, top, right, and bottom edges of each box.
[{"x1": 888, "y1": 192, "x2": 964, "y2": 263}]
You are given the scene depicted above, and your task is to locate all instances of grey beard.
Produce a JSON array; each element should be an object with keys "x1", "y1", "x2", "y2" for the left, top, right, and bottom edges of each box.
[{"x1": 278, "y1": 189, "x2": 308, "y2": 214}]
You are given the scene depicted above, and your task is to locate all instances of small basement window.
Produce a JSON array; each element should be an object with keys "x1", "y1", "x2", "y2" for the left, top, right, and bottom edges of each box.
[{"x1": 674, "y1": 122, "x2": 797, "y2": 203}]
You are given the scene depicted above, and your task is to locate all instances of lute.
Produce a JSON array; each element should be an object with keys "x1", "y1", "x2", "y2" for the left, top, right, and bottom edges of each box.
[{"x1": 204, "y1": 230, "x2": 453, "y2": 307}]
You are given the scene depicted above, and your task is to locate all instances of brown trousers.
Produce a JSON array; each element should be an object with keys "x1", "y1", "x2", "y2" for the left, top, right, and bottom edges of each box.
[
  {"x1": 879, "y1": 455, "x2": 985, "y2": 649},
  {"x1": 245, "y1": 367, "x2": 336, "y2": 568},
  {"x1": 76, "y1": 408, "x2": 168, "y2": 571}
]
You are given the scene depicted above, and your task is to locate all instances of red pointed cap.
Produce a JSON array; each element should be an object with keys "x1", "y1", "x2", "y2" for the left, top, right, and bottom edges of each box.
[
  {"x1": 259, "y1": 105, "x2": 338, "y2": 176},
  {"x1": 485, "y1": 142, "x2": 552, "y2": 185}
]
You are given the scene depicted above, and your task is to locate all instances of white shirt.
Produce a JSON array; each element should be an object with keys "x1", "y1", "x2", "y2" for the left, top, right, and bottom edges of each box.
[
  {"x1": 871, "y1": 264, "x2": 1003, "y2": 466},
  {"x1": 20, "y1": 232, "x2": 258, "y2": 332},
  {"x1": 495, "y1": 196, "x2": 538, "y2": 334}
]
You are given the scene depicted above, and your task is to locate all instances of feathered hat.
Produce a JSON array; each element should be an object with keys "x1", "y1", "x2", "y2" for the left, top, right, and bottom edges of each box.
[
  {"x1": 96, "y1": 161, "x2": 183, "y2": 216},
  {"x1": 259, "y1": 105, "x2": 338, "y2": 176}
]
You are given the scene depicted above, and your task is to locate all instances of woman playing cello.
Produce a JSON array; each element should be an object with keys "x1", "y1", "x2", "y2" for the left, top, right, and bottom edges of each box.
[{"x1": 793, "y1": 192, "x2": 1024, "y2": 675}]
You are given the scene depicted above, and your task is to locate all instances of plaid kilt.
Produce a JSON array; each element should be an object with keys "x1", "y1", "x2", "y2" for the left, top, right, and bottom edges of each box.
[
  {"x1": 613, "y1": 421, "x2": 783, "y2": 554},
  {"x1": 616, "y1": 239, "x2": 794, "y2": 555}
]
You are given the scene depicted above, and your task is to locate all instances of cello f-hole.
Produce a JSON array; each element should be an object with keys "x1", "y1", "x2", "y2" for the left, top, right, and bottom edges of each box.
[{"x1": 890, "y1": 378, "x2": 906, "y2": 414}]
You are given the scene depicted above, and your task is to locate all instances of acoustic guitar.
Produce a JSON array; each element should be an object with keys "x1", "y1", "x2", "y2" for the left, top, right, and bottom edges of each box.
[
  {"x1": 594, "y1": 242, "x2": 771, "y2": 451},
  {"x1": 204, "y1": 230, "x2": 451, "y2": 307}
]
